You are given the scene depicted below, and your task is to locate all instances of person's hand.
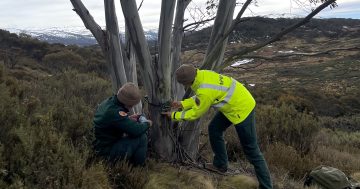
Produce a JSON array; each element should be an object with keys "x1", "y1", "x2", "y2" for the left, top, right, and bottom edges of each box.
[
  {"x1": 147, "y1": 120, "x2": 153, "y2": 127},
  {"x1": 161, "y1": 112, "x2": 172, "y2": 118},
  {"x1": 171, "y1": 101, "x2": 182, "y2": 109},
  {"x1": 129, "y1": 114, "x2": 140, "y2": 122},
  {"x1": 139, "y1": 115, "x2": 152, "y2": 127}
]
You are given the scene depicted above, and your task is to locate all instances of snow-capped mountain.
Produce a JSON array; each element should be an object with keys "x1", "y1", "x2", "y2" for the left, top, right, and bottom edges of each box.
[{"x1": 5, "y1": 26, "x2": 158, "y2": 46}]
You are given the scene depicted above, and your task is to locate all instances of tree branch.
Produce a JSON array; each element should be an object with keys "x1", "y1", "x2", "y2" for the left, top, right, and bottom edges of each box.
[
  {"x1": 183, "y1": 16, "x2": 216, "y2": 31},
  {"x1": 220, "y1": 0, "x2": 337, "y2": 70},
  {"x1": 120, "y1": 0, "x2": 155, "y2": 98},
  {"x1": 200, "y1": 0, "x2": 253, "y2": 70},
  {"x1": 137, "y1": 0, "x2": 144, "y2": 11},
  {"x1": 70, "y1": 0, "x2": 106, "y2": 50}
]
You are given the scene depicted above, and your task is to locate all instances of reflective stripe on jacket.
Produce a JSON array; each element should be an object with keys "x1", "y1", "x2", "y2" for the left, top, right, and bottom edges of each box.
[{"x1": 171, "y1": 69, "x2": 255, "y2": 124}]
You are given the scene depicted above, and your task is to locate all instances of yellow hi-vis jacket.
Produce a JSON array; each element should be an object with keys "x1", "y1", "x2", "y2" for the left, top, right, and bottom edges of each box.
[{"x1": 171, "y1": 69, "x2": 256, "y2": 124}]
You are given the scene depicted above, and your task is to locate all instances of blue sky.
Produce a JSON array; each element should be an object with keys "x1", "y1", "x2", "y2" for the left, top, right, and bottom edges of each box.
[{"x1": 0, "y1": 0, "x2": 359, "y2": 29}]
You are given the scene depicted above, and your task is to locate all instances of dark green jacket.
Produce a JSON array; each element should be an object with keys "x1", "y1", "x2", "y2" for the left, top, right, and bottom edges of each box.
[{"x1": 93, "y1": 95, "x2": 149, "y2": 150}]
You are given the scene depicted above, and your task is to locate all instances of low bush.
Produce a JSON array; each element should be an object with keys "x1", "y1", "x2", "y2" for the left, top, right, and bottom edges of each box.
[
  {"x1": 108, "y1": 160, "x2": 149, "y2": 189},
  {"x1": 313, "y1": 145, "x2": 360, "y2": 175},
  {"x1": 265, "y1": 143, "x2": 316, "y2": 178},
  {"x1": 42, "y1": 50, "x2": 85, "y2": 72},
  {"x1": 313, "y1": 129, "x2": 360, "y2": 154},
  {"x1": 320, "y1": 115, "x2": 360, "y2": 132},
  {"x1": 277, "y1": 93, "x2": 314, "y2": 113},
  {"x1": 256, "y1": 104, "x2": 320, "y2": 155},
  {"x1": 0, "y1": 110, "x2": 110, "y2": 188}
]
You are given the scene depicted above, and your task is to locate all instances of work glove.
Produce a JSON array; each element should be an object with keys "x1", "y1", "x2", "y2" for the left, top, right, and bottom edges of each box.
[
  {"x1": 161, "y1": 112, "x2": 172, "y2": 119},
  {"x1": 138, "y1": 115, "x2": 153, "y2": 126},
  {"x1": 138, "y1": 115, "x2": 149, "y2": 123},
  {"x1": 171, "y1": 101, "x2": 182, "y2": 109}
]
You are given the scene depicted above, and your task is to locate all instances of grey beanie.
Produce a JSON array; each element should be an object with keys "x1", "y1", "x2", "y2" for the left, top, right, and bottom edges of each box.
[
  {"x1": 175, "y1": 64, "x2": 197, "y2": 85},
  {"x1": 117, "y1": 82, "x2": 141, "y2": 106}
]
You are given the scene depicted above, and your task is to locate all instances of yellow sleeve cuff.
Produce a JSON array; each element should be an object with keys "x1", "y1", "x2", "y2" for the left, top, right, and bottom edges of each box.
[{"x1": 171, "y1": 111, "x2": 185, "y2": 121}]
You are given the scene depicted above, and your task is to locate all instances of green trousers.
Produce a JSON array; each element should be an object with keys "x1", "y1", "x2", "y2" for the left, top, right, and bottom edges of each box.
[
  {"x1": 208, "y1": 110, "x2": 272, "y2": 189},
  {"x1": 97, "y1": 133, "x2": 148, "y2": 166}
]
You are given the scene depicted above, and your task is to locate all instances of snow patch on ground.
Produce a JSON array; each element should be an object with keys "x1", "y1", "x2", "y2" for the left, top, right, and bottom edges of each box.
[
  {"x1": 278, "y1": 50, "x2": 294, "y2": 54},
  {"x1": 230, "y1": 59, "x2": 254, "y2": 67}
]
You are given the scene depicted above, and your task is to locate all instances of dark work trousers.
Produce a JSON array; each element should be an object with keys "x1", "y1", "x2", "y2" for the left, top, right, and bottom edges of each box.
[
  {"x1": 104, "y1": 133, "x2": 148, "y2": 166},
  {"x1": 208, "y1": 110, "x2": 272, "y2": 189}
]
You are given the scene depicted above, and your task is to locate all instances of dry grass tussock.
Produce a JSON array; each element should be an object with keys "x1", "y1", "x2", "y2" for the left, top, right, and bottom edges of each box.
[{"x1": 144, "y1": 162, "x2": 258, "y2": 189}]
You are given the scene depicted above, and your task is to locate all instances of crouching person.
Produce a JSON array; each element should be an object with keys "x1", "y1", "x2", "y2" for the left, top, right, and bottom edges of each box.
[{"x1": 93, "y1": 82, "x2": 152, "y2": 166}]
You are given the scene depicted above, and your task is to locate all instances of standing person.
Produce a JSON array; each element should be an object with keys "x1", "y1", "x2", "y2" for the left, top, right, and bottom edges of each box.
[
  {"x1": 162, "y1": 64, "x2": 272, "y2": 189},
  {"x1": 93, "y1": 82, "x2": 152, "y2": 166}
]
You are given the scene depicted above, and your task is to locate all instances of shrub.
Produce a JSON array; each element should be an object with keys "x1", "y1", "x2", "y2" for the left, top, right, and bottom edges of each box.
[
  {"x1": 0, "y1": 63, "x2": 4, "y2": 82},
  {"x1": 22, "y1": 95, "x2": 41, "y2": 116},
  {"x1": 108, "y1": 160, "x2": 149, "y2": 189},
  {"x1": 320, "y1": 115, "x2": 360, "y2": 132},
  {"x1": 277, "y1": 93, "x2": 314, "y2": 113},
  {"x1": 256, "y1": 104, "x2": 320, "y2": 155},
  {"x1": 313, "y1": 129, "x2": 360, "y2": 153},
  {"x1": 225, "y1": 126, "x2": 243, "y2": 161},
  {"x1": 313, "y1": 146, "x2": 360, "y2": 175},
  {"x1": 42, "y1": 50, "x2": 85, "y2": 72},
  {"x1": 37, "y1": 71, "x2": 112, "y2": 108},
  {"x1": 0, "y1": 83, "x2": 25, "y2": 142},
  {"x1": 2, "y1": 115, "x2": 111, "y2": 188},
  {"x1": 265, "y1": 142, "x2": 316, "y2": 178},
  {"x1": 49, "y1": 98, "x2": 94, "y2": 147}
]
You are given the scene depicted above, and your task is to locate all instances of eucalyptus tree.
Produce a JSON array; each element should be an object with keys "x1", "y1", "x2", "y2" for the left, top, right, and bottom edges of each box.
[{"x1": 70, "y1": 0, "x2": 337, "y2": 162}]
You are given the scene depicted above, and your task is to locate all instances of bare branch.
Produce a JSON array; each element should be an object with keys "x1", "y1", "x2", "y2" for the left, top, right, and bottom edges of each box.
[
  {"x1": 183, "y1": 16, "x2": 216, "y2": 31},
  {"x1": 70, "y1": 0, "x2": 106, "y2": 50},
  {"x1": 200, "y1": 0, "x2": 253, "y2": 70},
  {"x1": 185, "y1": 1, "x2": 215, "y2": 32},
  {"x1": 219, "y1": 0, "x2": 337, "y2": 71},
  {"x1": 137, "y1": 0, "x2": 144, "y2": 11}
]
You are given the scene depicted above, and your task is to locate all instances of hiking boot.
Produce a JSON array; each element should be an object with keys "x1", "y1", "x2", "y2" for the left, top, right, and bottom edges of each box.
[{"x1": 204, "y1": 163, "x2": 227, "y2": 173}]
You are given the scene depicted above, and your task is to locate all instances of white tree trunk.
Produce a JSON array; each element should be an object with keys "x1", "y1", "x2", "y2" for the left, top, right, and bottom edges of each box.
[
  {"x1": 204, "y1": 0, "x2": 236, "y2": 69},
  {"x1": 104, "y1": 0, "x2": 127, "y2": 89},
  {"x1": 158, "y1": 0, "x2": 176, "y2": 100},
  {"x1": 70, "y1": 0, "x2": 127, "y2": 93},
  {"x1": 120, "y1": 0, "x2": 155, "y2": 96},
  {"x1": 123, "y1": 26, "x2": 142, "y2": 113},
  {"x1": 171, "y1": 0, "x2": 191, "y2": 100},
  {"x1": 120, "y1": 0, "x2": 177, "y2": 160}
]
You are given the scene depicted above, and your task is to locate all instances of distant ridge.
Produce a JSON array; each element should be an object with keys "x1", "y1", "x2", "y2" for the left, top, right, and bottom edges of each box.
[
  {"x1": 3, "y1": 17, "x2": 360, "y2": 47},
  {"x1": 5, "y1": 26, "x2": 158, "y2": 46}
]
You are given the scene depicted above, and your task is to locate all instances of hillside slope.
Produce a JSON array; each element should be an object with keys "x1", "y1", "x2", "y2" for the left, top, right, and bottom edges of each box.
[{"x1": 0, "y1": 18, "x2": 359, "y2": 188}]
